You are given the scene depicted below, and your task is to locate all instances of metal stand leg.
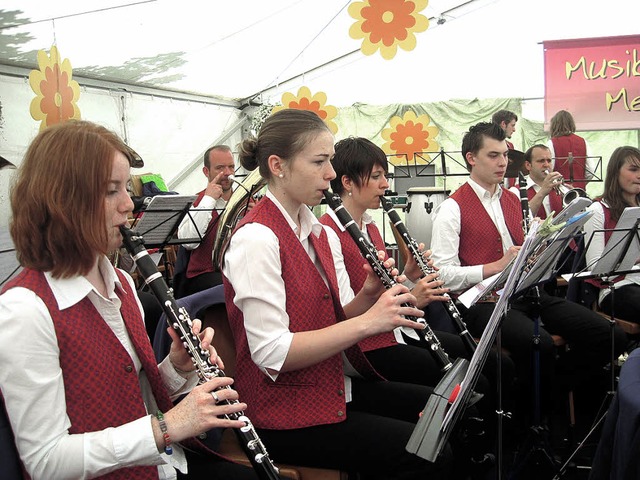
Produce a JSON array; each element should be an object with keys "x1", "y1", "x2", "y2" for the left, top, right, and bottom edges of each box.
[
  {"x1": 553, "y1": 283, "x2": 617, "y2": 479},
  {"x1": 508, "y1": 287, "x2": 560, "y2": 479}
]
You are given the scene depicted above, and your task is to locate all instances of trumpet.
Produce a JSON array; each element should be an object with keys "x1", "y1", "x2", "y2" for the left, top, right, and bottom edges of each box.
[{"x1": 544, "y1": 169, "x2": 588, "y2": 206}]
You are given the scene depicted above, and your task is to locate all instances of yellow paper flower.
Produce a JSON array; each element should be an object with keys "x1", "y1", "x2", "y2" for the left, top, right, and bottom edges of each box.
[
  {"x1": 349, "y1": 0, "x2": 429, "y2": 60},
  {"x1": 29, "y1": 46, "x2": 81, "y2": 131},
  {"x1": 272, "y1": 86, "x2": 338, "y2": 134},
  {"x1": 381, "y1": 110, "x2": 440, "y2": 165}
]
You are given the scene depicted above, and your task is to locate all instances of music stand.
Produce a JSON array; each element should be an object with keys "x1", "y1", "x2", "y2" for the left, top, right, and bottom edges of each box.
[
  {"x1": 132, "y1": 195, "x2": 199, "y2": 247},
  {"x1": 407, "y1": 221, "x2": 541, "y2": 470},
  {"x1": 130, "y1": 194, "x2": 203, "y2": 285},
  {"x1": 0, "y1": 227, "x2": 20, "y2": 288},
  {"x1": 505, "y1": 211, "x2": 594, "y2": 479},
  {"x1": 553, "y1": 154, "x2": 603, "y2": 184},
  {"x1": 554, "y1": 207, "x2": 640, "y2": 479}
]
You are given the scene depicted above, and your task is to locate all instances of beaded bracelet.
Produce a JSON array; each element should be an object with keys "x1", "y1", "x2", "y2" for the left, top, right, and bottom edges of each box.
[{"x1": 156, "y1": 411, "x2": 173, "y2": 455}]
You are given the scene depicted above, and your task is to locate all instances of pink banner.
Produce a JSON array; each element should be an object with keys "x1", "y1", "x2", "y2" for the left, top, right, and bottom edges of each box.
[{"x1": 544, "y1": 35, "x2": 640, "y2": 131}]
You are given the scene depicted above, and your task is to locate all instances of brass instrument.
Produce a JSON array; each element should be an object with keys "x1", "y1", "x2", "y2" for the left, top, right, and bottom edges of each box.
[
  {"x1": 544, "y1": 169, "x2": 588, "y2": 206},
  {"x1": 212, "y1": 169, "x2": 266, "y2": 271}
]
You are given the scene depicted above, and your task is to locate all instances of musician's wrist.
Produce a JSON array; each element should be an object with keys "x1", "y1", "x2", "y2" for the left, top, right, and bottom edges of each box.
[{"x1": 169, "y1": 355, "x2": 195, "y2": 376}]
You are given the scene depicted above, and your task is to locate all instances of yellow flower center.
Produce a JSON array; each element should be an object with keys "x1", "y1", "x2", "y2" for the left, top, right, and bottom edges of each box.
[
  {"x1": 405, "y1": 136, "x2": 414, "y2": 145},
  {"x1": 54, "y1": 92, "x2": 63, "y2": 107},
  {"x1": 382, "y1": 11, "x2": 394, "y2": 23}
]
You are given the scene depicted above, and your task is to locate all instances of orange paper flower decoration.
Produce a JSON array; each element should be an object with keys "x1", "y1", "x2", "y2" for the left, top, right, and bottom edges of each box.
[
  {"x1": 29, "y1": 46, "x2": 81, "y2": 131},
  {"x1": 349, "y1": 0, "x2": 429, "y2": 60},
  {"x1": 381, "y1": 110, "x2": 440, "y2": 165},
  {"x1": 272, "y1": 86, "x2": 338, "y2": 134}
]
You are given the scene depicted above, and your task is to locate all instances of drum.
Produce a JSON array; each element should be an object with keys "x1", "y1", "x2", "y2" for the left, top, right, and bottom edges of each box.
[{"x1": 405, "y1": 187, "x2": 450, "y2": 248}]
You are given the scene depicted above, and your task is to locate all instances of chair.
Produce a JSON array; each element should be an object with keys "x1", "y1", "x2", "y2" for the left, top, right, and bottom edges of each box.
[{"x1": 593, "y1": 303, "x2": 640, "y2": 342}]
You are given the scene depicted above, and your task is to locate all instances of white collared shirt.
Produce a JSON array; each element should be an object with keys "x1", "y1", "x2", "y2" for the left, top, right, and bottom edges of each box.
[
  {"x1": 431, "y1": 179, "x2": 514, "y2": 293},
  {"x1": 584, "y1": 201, "x2": 640, "y2": 305},
  {"x1": 177, "y1": 194, "x2": 227, "y2": 250},
  {"x1": 324, "y1": 207, "x2": 412, "y2": 343},
  {"x1": 509, "y1": 175, "x2": 552, "y2": 217},
  {"x1": 222, "y1": 190, "x2": 357, "y2": 398},
  {"x1": 0, "y1": 256, "x2": 196, "y2": 480}
]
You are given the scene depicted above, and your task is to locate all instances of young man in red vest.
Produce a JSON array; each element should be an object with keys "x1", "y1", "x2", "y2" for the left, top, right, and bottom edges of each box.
[
  {"x1": 492, "y1": 109, "x2": 519, "y2": 188},
  {"x1": 491, "y1": 110, "x2": 518, "y2": 151},
  {"x1": 175, "y1": 145, "x2": 235, "y2": 297},
  {"x1": 430, "y1": 122, "x2": 626, "y2": 425}
]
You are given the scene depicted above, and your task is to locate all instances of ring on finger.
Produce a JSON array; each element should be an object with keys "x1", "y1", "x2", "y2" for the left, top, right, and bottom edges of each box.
[{"x1": 211, "y1": 391, "x2": 220, "y2": 404}]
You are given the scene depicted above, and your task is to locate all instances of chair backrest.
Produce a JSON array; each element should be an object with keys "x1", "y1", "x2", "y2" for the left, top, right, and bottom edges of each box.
[
  {"x1": 152, "y1": 285, "x2": 226, "y2": 363},
  {"x1": 203, "y1": 303, "x2": 237, "y2": 377}
]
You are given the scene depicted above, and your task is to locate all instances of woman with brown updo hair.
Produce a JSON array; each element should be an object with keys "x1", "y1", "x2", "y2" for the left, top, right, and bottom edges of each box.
[{"x1": 222, "y1": 109, "x2": 454, "y2": 479}]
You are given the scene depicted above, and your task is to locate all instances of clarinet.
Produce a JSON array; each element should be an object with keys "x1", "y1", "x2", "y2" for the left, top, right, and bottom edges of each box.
[
  {"x1": 380, "y1": 196, "x2": 477, "y2": 356},
  {"x1": 323, "y1": 191, "x2": 452, "y2": 372},
  {"x1": 518, "y1": 171, "x2": 531, "y2": 235},
  {"x1": 119, "y1": 226, "x2": 280, "y2": 480}
]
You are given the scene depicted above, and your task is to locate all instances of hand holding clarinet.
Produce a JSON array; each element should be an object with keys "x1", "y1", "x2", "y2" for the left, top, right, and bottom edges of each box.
[
  {"x1": 120, "y1": 225, "x2": 281, "y2": 479},
  {"x1": 324, "y1": 190, "x2": 453, "y2": 371}
]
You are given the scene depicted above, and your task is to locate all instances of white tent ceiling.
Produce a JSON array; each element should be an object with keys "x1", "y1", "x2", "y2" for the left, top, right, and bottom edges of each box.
[{"x1": 1, "y1": 0, "x2": 639, "y2": 109}]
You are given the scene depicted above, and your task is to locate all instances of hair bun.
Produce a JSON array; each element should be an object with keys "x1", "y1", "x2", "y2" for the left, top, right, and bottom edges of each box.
[{"x1": 238, "y1": 137, "x2": 259, "y2": 171}]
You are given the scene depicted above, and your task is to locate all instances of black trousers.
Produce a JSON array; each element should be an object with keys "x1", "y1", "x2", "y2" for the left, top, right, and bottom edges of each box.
[
  {"x1": 460, "y1": 291, "x2": 627, "y2": 415},
  {"x1": 180, "y1": 449, "x2": 289, "y2": 479},
  {"x1": 600, "y1": 283, "x2": 640, "y2": 324},
  {"x1": 255, "y1": 379, "x2": 452, "y2": 480}
]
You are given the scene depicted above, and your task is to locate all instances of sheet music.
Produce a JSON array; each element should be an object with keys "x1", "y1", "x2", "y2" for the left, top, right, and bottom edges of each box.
[
  {"x1": 458, "y1": 197, "x2": 592, "y2": 308},
  {"x1": 591, "y1": 207, "x2": 640, "y2": 276},
  {"x1": 515, "y1": 210, "x2": 593, "y2": 294},
  {"x1": 133, "y1": 195, "x2": 197, "y2": 246},
  {"x1": 551, "y1": 196, "x2": 592, "y2": 225},
  {"x1": 457, "y1": 271, "x2": 504, "y2": 309}
]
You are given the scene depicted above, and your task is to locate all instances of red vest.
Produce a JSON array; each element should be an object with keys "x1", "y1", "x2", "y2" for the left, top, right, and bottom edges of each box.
[
  {"x1": 551, "y1": 134, "x2": 588, "y2": 189},
  {"x1": 586, "y1": 202, "x2": 625, "y2": 288},
  {"x1": 319, "y1": 214, "x2": 397, "y2": 352},
  {"x1": 186, "y1": 190, "x2": 220, "y2": 278},
  {"x1": 223, "y1": 198, "x2": 381, "y2": 430},
  {"x1": 3, "y1": 268, "x2": 175, "y2": 480},
  {"x1": 527, "y1": 186, "x2": 563, "y2": 219},
  {"x1": 450, "y1": 182, "x2": 525, "y2": 266}
]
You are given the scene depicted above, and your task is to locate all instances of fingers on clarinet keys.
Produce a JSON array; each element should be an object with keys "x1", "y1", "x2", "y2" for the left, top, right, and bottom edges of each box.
[{"x1": 211, "y1": 391, "x2": 221, "y2": 404}]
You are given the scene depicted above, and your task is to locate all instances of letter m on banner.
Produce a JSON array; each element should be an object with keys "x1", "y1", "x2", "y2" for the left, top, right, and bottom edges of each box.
[{"x1": 543, "y1": 34, "x2": 640, "y2": 131}]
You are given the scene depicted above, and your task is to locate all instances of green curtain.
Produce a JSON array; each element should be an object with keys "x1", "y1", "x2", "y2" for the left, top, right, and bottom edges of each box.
[
  {"x1": 334, "y1": 97, "x2": 640, "y2": 199},
  {"x1": 324, "y1": 97, "x2": 640, "y2": 247}
]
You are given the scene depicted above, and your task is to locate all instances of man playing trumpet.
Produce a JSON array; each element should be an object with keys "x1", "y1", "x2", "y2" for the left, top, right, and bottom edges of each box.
[{"x1": 508, "y1": 144, "x2": 564, "y2": 219}]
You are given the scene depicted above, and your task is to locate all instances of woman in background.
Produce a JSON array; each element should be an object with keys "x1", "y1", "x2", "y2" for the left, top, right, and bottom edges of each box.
[
  {"x1": 547, "y1": 110, "x2": 596, "y2": 190},
  {"x1": 584, "y1": 145, "x2": 640, "y2": 323}
]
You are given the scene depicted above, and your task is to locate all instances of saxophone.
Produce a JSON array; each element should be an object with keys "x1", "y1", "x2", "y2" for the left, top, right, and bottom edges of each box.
[
  {"x1": 120, "y1": 226, "x2": 280, "y2": 480},
  {"x1": 380, "y1": 196, "x2": 477, "y2": 356},
  {"x1": 212, "y1": 169, "x2": 266, "y2": 271}
]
